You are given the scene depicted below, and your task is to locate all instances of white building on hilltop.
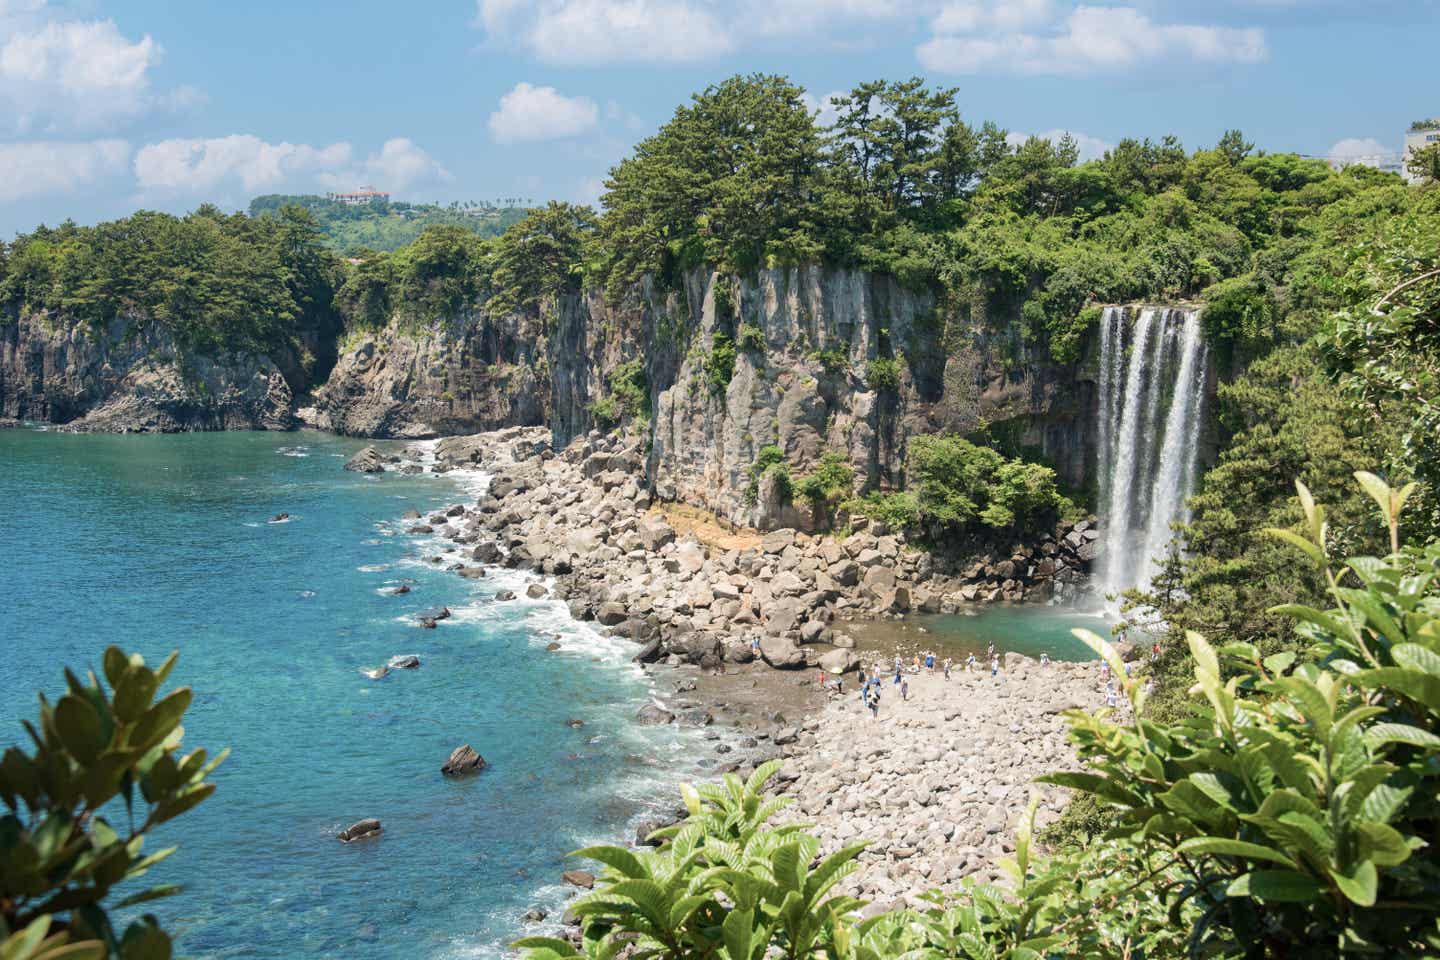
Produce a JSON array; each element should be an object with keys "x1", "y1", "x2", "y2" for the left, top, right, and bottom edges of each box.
[
  {"x1": 327, "y1": 186, "x2": 389, "y2": 206},
  {"x1": 1406, "y1": 119, "x2": 1440, "y2": 183}
]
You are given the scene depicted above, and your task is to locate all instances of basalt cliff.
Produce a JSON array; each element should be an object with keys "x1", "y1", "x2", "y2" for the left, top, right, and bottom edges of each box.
[{"x1": 1, "y1": 267, "x2": 1205, "y2": 527}]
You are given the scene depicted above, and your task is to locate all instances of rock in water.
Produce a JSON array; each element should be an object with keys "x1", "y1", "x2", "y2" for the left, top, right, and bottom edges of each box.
[
  {"x1": 337, "y1": 819, "x2": 382, "y2": 842},
  {"x1": 636, "y1": 704, "x2": 675, "y2": 725},
  {"x1": 441, "y1": 745, "x2": 487, "y2": 778},
  {"x1": 360, "y1": 666, "x2": 389, "y2": 680},
  {"x1": 388, "y1": 655, "x2": 420, "y2": 670},
  {"x1": 345, "y1": 446, "x2": 388, "y2": 473},
  {"x1": 269, "y1": 513, "x2": 290, "y2": 523},
  {"x1": 415, "y1": 607, "x2": 451, "y2": 622},
  {"x1": 562, "y1": 870, "x2": 596, "y2": 889},
  {"x1": 494, "y1": 589, "x2": 516, "y2": 601},
  {"x1": 390, "y1": 584, "x2": 411, "y2": 595},
  {"x1": 525, "y1": 583, "x2": 548, "y2": 599}
]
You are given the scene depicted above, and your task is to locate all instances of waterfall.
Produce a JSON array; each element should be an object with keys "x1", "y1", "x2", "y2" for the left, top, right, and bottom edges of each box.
[{"x1": 1095, "y1": 307, "x2": 1209, "y2": 598}]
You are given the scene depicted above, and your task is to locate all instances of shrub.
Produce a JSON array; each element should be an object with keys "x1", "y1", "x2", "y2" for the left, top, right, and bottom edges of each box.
[
  {"x1": 703, "y1": 333, "x2": 737, "y2": 396},
  {"x1": 589, "y1": 360, "x2": 649, "y2": 429},
  {"x1": 1, "y1": 647, "x2": 225, "y2": 960},
  {"x1": 736, "y1": 322, "x2": 765, "y2": 353},
  {"x1": 712, "y1": 279, "x2": 735, "y2": 321},
  {"x1": 864, "y1": 357, "x2": 901, "y2": 392},
  {"x1": 809, "y1": 348, "x2": 847, "y2": 375},
  {"x1": 907, "y1": 434, "x2": 1070, "y2": 533},
  {"x1": 794, "y1": 453, "x2": 856, "y2": 526},
  {"x1": 841, "y1": 491, "x2": 921, "y2": 530},
  {"x1": 744, "y1": 445, "x2": 787, "y2": 506}
]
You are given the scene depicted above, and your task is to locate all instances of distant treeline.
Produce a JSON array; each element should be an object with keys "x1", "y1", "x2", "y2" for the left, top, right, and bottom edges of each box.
[{"x1": 247, "y1": 194, "x2": 529, "y2": 253}]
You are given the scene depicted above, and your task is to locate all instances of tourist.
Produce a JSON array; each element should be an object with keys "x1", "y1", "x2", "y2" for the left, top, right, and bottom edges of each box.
[
  {"x1": 966, "y1": 653, "x2": 977, "y2": 672},
  {"x1": 858, "y1": 667, "x2": 867, "y2": 687},
  {"x1": 1100, "y1": 661, "x2": 1110, "y2": 682},
  {"x1": 1040, "y1": 653, "x2": 1050, "y2": 666},
  {"x1": 987, "y1": 642, "x2": 995, "y2": 660},
  {"x1": 925, "y1": 651, "x2": 935, "y2": 672},
  {"x1": 835, "y1": 677, "x2": 844, "y2": 695},
  {"x1": 868, "y1": 690, "x2": 879, "y2": 719},
  {"x1": 990, "y1": 656, "x2": 999, "y2": 678},
  {"x1": 1151, "y1": 641, "x2": 1161, "y2": 662},
  {"x1": 818, "y1": 670, "x2": 826, "y2": 687},
  {"x1": 901, "y1": 679, "x2": 909, "y2": 701},
  {"x1": 1105, "y1": 683, "x2": 1119, "y2": 709},
  {"x1": 894, "y1": 662, "x2": 902, "y2": 684},
  {"x1": 943, "y1": 657, "x2": 952, "y2": 680}
]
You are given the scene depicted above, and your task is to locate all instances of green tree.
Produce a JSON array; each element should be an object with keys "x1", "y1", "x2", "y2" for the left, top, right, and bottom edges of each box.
[
  {"x1": 1406, "y1": 142, "x2": 1440, "y2": 184},
  {"x1": 1, "y1": 648, "x2": 225, "y2": 960}
]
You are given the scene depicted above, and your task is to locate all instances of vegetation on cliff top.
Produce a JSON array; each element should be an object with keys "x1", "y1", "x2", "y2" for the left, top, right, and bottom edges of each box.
[{"x1": 247, "y1": 194, "x2": 528, "y2": 253}]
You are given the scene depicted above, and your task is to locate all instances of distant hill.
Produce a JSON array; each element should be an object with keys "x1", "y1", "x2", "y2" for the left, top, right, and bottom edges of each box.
[{"x1": 247, "y1": 194, "x2": 530, "y2": 252}]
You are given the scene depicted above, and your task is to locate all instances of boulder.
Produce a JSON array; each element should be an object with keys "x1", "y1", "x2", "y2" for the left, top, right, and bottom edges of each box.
[
  {"x1": 562, "y1": 870, "x2": 596, "y2": 889},
  {"x1": 387, "y1": 655, "x2": 421, "y2": 670},
  {"x1": 761, "y1": 528, "x2": 797, "y2": 554},
  {"x1": 494, "y1": 589, "x2": 516, "y2": 601},
  {"x1": 344, "y1": 446, "x2": 388, "y2": 473},
  {"x1": 636, "y1": 704, "x2": 675, "y2": 725},
  {"x1": 526, "y1": 583, "x2": 548, "y2": 599},
  {"x1": 337, "y1": 818, "x2": 383, "y2": 843},
  {"x1": 674, "y1": 540, "x2": 706, "y2": 574},
  {"x1": 819, "y1": 648, "x2": 857, "y2": 674},
  {"x1": 637, "y1": 518, "x2": 677, "y2": 552},
  {"x1": 759, "y1": 634, "x2": 806, "y2": 670},
  {"x1": 596, "y1": 602, "x2": 629, "y2": 626},
  {"x1": 876, "y1": 586, "x2": 911, "y2": 614},
  {"x1": 415, "y1": 607, "x2": 451, "y2": 622},
  {"x1": 441, "y1": 745, "x2": 486, "y2": 778}
]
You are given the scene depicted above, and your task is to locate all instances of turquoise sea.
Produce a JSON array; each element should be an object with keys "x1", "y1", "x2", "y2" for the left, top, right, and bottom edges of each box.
[{"x1": 0, "y1": 429, "x2": 703, "y2": 960}]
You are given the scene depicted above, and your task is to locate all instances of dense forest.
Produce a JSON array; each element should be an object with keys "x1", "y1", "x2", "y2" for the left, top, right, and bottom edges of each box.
[
  {"x1": 247, "y1": 194, "x2": 529, "y2": 253},
  {"x1": 2, "y1": 73, "x2": 1440, "y2": 956}
]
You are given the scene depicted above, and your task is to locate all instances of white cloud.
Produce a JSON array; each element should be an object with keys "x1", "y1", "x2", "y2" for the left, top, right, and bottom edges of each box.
[
  {"x1": 0, "y1": 139, "x2": 129, "y2": 202},
  {"x1": 1007, "y1": 128, "x2": 1113, "y2": 162},
  {"x1": 1327, "y1": 137, "x2": 1393, "y2": 168},
  {"x1": 489, "y1": 82, "x2": 600, "y2": 143},
  {"x1": 918, "y1": 2, "x2": 1267, "y2": 75},
  {"x1": 476, "y1": 0, "x2": 922, "y2": 63},
  {"x1": 801, "y1": 90, "x2": 847, "y2": 129},
  {"x1": 358, "y1": 137, "x2": 452, "y2": 187},
  {"x1": 133, "y1": 135, "x2": 449, "y2": 197},
  {"x1": 479, "y1": 0, "x2": 731, "y2": 64},
  {"x1": 0, "y1": 16, "x2": 174, "y2": 132}
]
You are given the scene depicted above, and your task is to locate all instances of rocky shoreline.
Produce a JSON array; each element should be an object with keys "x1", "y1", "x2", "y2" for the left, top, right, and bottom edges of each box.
[
  {"x1": 352, "y1": 425, "x2": 1124, "y2": 921},
  {"x1": 371, "y1": 425, "x2": 1099, "y2": 680}
]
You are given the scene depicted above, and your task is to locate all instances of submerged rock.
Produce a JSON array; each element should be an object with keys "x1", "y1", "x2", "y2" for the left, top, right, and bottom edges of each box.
[
  {"x1": 415, "y1": 607, "x2": 451, "y2": 622},
  {"x1": 441, "y1": 745, "x2": 486, "y2": 778},
  {"x1": 388, "y1": 655, "x2": 421, "y2": 670},
  {"x1": 389, "y1": 584, "x2": 411, "y2": 596},
  {"x1": 337, "y1": 818, "x2": 383, "y2": 843}
]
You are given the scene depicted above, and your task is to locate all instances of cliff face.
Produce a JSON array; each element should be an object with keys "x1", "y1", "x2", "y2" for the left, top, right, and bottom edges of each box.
[
  {"x1": 0, "y1": 313, "x2": 295, "y2": 432},
  {"x1": 644, "y1": 267, "x2": 1095, "y2": 529},
  {"x1": 1, "y1": 268, "x2": 1112, "y2": 526}
]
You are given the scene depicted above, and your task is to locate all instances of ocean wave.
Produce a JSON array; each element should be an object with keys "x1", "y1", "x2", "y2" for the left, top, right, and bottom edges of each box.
[{"x1": 357, "y1": 564, "x2": 390, "y2": 573}]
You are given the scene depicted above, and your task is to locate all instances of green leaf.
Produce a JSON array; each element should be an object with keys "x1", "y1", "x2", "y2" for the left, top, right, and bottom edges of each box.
[
  {"x1": 54, "y1": 695, "x2": 105, "y2": 766},
  {"x1": 1262, "y1": 528, "x2": 1325, "y2": 566},
  {"x1": 1330, "y1": 860, "x2": 1378, "y2": 906},
  {"x1": 1355, "y1": 822, "x2": 1413, "y2": 867},
  {"x1": 571, "y1": 845, "x2": 647, "y2": 880},
  {"x1": 1226, "y1": 870, "x2": 1322, "y2": 903},
  {"x1": 1392, "y1": 643, "x2": 1440, "y2": 677},
  {"x1": 1363, "y1": 722, "x2": 1440, "y2": 751},
  {"x1": 1352, "y1": 667, "x2": 1440, "y2": 710},
  {"x1": 130, "y1": 689, "x2": 192, "y2": 751},
  {"x1": 510, "y1": 938, "x2": 579, "y2": 957},
  {"x1": 721, "y1": 907, "x2": 755, "y2": 960},
  {"x1": 1177, "y1": 837, "x2": 1297, "y2": 867}
]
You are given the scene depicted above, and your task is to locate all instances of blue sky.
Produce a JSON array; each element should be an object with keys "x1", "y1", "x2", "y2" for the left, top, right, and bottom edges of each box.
[{"x1": 1, "y1": 0, "x2": 1436, "y2": 235}]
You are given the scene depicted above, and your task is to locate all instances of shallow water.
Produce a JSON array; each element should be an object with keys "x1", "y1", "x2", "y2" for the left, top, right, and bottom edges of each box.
[
  {"x1": 838, "y1": 604, "x2": 1111, "y2": 663},
  {"x1": 0, "y1": 429, "x2": 700, "y2": 960}
]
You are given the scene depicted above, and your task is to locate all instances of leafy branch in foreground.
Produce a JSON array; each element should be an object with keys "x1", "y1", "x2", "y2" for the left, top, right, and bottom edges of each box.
[{"x1": 1, "y1": 648, "x2": 226, "y2": 960}]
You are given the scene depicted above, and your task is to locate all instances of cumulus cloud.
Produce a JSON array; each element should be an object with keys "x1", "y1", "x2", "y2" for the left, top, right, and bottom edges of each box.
[
  {"x1": 476, "y1": 0, "x2": 920, "y2": 63},
  {"x1": 1006, "y1": 128, "x2": 1114, "y2": 162},
  {"x1": 0, "y1": 10, "x2": 196, "y2": 133},
  {"x1": 489, "y1": 82, "x2": 600, "y2": 143},
  {"x1": 0, "y1": 139, "x2": 130, "y2": 202},
  {"x1": 800, "y1": 90, "x2": 847, "y2": 129},
  {"x1": 1327, "y1": 137, "x2": 1391, "y2": 166},
  {"x1": 133, "y1": 135, "x2": 448, "y2": 197},
  {"x1": 918, "y1": 2, "x2": 1267, "y2": 75}
]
